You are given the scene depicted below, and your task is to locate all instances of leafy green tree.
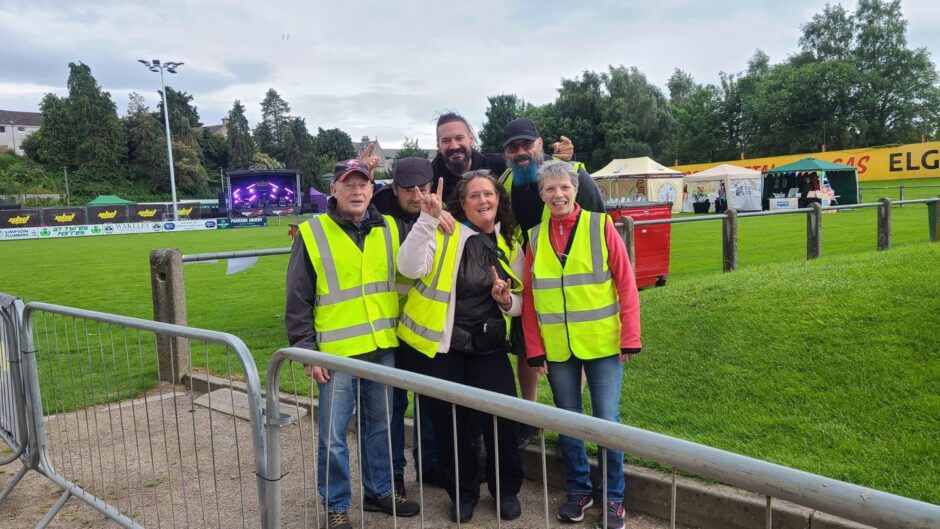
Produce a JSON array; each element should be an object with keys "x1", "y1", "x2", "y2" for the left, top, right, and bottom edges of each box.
[
  {"x1": 255, "y1": 89, "x2": 292, "y2": 161},
  {"x1": 390, "y1": 137, "x2": 429, "y2": 173},
  {"x1": 198, "y1": 129, "x2": 229, "y2": 181},
  {"x1": 124, "y1": 92, "x2": 168, "y2": 191},
  {"x1": 667, "y1": 68, "x2": 696, "y2": 106},
  {"x1": 157, "y1": 87, "x2": 201, "y2": 141},
  {"x1": 479, "y1": 94, "x2": 526, "y2": 154},
  {"x1": 311, "y1": 127, "x2": 356, "y2": 161},
  {"x1": 283, "y1": 117, "x2": 312, "y2": 170},
  {"x1": 250, "y1": 152, "x2": 284, "y2": 169},
  {"x1": 226, "y1": 100, "x2": 255, "y2": 170}
]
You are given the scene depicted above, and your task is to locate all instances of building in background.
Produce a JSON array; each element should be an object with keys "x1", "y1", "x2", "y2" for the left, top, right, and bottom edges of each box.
[{"x1": 0, "y1": 110, "x2": 42, "y2": 156}]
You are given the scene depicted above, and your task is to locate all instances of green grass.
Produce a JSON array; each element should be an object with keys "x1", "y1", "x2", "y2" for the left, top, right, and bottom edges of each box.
[{"x1": 1, "y1": 192, "x2": 938, "y2": 503}]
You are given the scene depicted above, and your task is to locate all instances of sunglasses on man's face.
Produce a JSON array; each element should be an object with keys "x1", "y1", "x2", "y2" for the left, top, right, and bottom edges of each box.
[{"x1": 505, "y1": 140, "x2": 535, "y2": 154}]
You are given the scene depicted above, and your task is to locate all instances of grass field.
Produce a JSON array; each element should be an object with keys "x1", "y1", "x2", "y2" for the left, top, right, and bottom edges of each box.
[{"x1": 1, "y1": 183, "x2": 938, "y2": 503}]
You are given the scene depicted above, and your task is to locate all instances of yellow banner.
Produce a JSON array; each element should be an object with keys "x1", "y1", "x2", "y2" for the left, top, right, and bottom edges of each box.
[{"x1": 671, "y1": 141, "x2": 940, "y2": 181}]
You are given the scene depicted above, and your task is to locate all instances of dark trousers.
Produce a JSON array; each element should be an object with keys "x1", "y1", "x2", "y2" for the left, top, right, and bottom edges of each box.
[{"x1": 397, "y1": 341, "x2": 523, "y2": 504}]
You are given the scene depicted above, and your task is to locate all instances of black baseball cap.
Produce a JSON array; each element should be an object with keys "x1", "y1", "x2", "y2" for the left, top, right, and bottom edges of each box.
[
  {"x1": 393, "y1": 157, "x2": 433, "y2": 188},
  {"x1": 502, "y1": 118, "x2": 539, "y2": 148},
  {"x1": 333, "y1": 159, "x2": 373, "y2": 182}
]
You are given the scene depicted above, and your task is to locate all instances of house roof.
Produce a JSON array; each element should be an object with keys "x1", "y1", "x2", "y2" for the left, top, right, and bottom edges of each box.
[
  {"x1": 0, "y1": 110, "x2": 43, "y2": 127},
  {"x1": 203, "y1": 124, "x2": 225, "y2": 133}
]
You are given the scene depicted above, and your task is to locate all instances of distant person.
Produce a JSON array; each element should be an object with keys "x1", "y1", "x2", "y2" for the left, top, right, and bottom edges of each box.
[
  {"x1": 285, "y1": 159, "x2": 419, "y2": 529},
  {"x1": 522, "y1": 160, "x2": 641, "y2": 529}
]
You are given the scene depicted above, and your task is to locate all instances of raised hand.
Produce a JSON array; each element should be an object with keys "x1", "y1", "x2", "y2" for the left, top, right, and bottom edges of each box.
[
  {"x1": 490, "y1": 266, "x2": 511, "y2": 308},
  {"x1": 552, "y1": 135, "x2": 574, "y2": 161},
  {"x1": 416, "y1": 177, "x2": 444, "y2": 219}
]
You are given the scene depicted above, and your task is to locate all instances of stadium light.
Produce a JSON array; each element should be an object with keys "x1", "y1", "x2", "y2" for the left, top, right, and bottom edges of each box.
[{"x1": 139, "y1": 58, "x2": 183, "y2": 221}]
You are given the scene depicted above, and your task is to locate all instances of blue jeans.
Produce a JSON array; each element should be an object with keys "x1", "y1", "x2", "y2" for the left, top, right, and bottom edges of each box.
[
  {"x1": 317, "y1": 350, "x2": 394, "y2": 512},
  {"x1": 391, "y1": 387, "x2": 438, "y2": 477},
  {"x1": 546, "y1": 354, "x2": 625, "y2": 503}
]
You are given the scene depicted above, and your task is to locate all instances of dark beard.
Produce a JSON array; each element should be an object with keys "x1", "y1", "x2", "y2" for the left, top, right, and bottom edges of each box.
[{"x1": 443, "y1": 147, "x2": 470, "y2": 175}]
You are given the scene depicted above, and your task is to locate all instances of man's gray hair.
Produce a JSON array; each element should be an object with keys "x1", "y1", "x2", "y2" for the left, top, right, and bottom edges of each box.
[{"x1": 537, "y1": 160, "x2": 579, "y2": 192}]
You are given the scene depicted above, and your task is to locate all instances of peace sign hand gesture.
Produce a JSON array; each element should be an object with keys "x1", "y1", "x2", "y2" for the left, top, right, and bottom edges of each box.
[
  {"x1": 415, "y1": 177, "x2": 444, "y2": 219},
  {"x1": 490, "y1": 266, "x2": 512, "y2": 309}
]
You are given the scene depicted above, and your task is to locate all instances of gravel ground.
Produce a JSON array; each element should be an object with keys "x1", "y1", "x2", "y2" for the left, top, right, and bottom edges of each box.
[{"x1": 0, "y1": 384, "x2": 684, "y2": 529}]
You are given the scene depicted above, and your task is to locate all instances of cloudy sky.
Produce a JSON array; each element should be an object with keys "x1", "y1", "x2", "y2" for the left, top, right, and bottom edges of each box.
[{"x1": 2, "y1": 0, "x2": 939, "y2": 148}]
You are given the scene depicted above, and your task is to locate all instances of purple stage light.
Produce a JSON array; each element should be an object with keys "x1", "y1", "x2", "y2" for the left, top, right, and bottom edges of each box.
[
  {"x1": 233, "y1": 188, "x2": 242, "y2": 196},
  {"x1": 248, "y1": 184, "x2": 256, "y2": 190},
  {"x1": 271, "y1": 183, "x2": 279, "y2": 190}
]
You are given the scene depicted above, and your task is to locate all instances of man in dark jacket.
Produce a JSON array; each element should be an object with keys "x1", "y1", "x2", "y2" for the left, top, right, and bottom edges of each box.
[
  {"x1": 285, "y1": 159, "x2": 419, "y2": 529},
  {"x1": 372, "y1": 157, "x2": 445, "y2": 492},
  {"x1": 431, "y1": 112, "x2": 575, "y2": 202}
]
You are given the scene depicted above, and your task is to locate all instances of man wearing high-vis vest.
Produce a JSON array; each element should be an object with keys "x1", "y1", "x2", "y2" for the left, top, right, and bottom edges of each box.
[
  {"x1": 521, "y1": 160, "x2": 641, "y2": 529},
  {"x1": 285, "y1": 159, "x2": 419, "y2": 529},
  {"x1": 499, "y1": 118, "x2": 607, "y2": 447}
]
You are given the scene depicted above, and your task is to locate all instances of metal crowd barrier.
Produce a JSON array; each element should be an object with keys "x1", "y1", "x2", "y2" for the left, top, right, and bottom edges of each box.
[
  {"x1": 16, "y1": 302, "x2": 268, "y2": 528},
  {"x1": 265, "y1": 348, "x2": 940, "y2": 529},
  {"x1": 0, "y1": 294, "x2": 29, "y2": 501}
]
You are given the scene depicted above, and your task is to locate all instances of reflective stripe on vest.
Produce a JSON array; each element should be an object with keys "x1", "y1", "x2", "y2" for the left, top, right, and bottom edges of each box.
[
  {"x1": 529, "y1": 211, "x2": 620, "y2": 362},
  {"x1": 398, "y1": 225, "x2": 521, "y2": 357},
  {"x1": 298, "y1": 214, "x2": 400, "y2": 356}
]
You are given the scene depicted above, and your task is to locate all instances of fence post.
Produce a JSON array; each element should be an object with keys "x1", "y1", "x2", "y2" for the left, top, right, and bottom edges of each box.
[
  {"x1": 899, "y1": 185, "x2": 905, "y2": 207},
  {"x1": 806, "y1": 202, "x2": 822, "y2": 260},
  {"x1": 149, "y1": 248, "x2": 190, "y2": 382},
  {"x1": 877, "y1": 198, "x2": 892, "y2": 251},
  {"x1": 616, "y1": 216, "x2": 636, "y2": 273},
  {"x1": 723, "y1": 208, "x2": 738, "y2": 272},
  {"x1": 930, "y1": 196, "x2": 940, "y2": 243}
]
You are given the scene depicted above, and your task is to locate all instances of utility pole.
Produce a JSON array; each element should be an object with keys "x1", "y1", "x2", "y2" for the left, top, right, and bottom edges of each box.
[{"x1": 139, "y1": 59, "x2": 184, "y2": 221}]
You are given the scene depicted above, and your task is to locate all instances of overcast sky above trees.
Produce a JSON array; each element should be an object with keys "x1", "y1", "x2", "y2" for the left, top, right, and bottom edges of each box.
[{"x1": 2, "y1": 0, "x2": 939, "y2": 148}]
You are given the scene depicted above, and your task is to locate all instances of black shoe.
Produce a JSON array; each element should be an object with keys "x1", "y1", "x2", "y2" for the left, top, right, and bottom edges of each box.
[
  {"x1": 499, "y1": 494, "x2": 521, "y2": 520},
  {"x1": 517, "y1": 424, "x2": 541, "y2": 450},
  {"x1": 594, "y1": 501, "x2": 625, "y2": 529},
  {"x1": 393, "y1": 474, "x2": 406, "y2": 496},
  {"x1": 449, "y1": 496, "x2": 476, "y2": 523},
  {"x1": 324, "y1": 511, "x2": 352, "y2": 529},
  {"x1": 557, "y1": 493, "x2": 594, "y2": 522},
  {"x1": 363, "y1": 493, "x2": 420, "y2": 517}
]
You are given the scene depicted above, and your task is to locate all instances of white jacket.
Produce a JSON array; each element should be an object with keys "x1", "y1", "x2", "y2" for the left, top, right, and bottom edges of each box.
[{"x1": 396, "y1": 212, "x2": 523, "y2": 353}]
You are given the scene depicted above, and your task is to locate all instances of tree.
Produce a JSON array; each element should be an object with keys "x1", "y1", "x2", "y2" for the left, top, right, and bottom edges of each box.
[
  {"x1": 283, "y1": 117, "x2": 312, "y2": 170},
  {"x1": 157, "y1": 87, "x2": 201, "y2": 142},
  {"x1": 255, "y1": 89, "x2": 292, "y2": 161},
  {"x1": 479, "y1": 94, "x2": 526, "y2": 154},
  {"x1": 390, "y1": 137, "x2": 429, "y2": 173},
  {"x1": 124, "y1": 93, "x2": 167, "y2": 192},
  {"x1": 667, "y1": 68, "x2": 696, "y2": 106},
  {"x1": 311, "y1": 127, "x2": 356, "y2": 161},
  {"x1": 250, "y1": 152, "x2": 284, "y2": 170},
  {"x1": 198, "y1": 129, "x2": 229, "y2": 182},
  {"x1": 226, "y1": 100, "x2": 255, "y2": 170}
]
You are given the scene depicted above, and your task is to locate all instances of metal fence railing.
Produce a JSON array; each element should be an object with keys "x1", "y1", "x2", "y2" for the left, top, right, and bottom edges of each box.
[
  {"x1": 0, "y1": 294, "x2": 29, "y2": 502},
  {"x1": 265, "y1": 348, "x2": 940, "y2": 529},
  {"x1": 617, "y1": 197, "x2": 940, "y2": 273},
  {"x1": 16, "y1": 302, "x2": 268, "y2": 528},
  {"x1": 859, "y1": 183, "x2": 940, "y2": 204}
]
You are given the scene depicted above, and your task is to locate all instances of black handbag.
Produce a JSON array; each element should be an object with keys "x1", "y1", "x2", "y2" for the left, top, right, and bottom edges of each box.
[{"x1": 451, "y1": 318, "x2": 508, "y2": 355}]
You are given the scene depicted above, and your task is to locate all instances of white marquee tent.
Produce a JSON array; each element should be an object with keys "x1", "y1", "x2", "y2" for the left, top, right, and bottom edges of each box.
[
  {"x1": 682, "y1": 164, "x2": 762, "y2": 212},
  {"x1": 592, "y1": 157, "x2": 684, "y2": 213}
]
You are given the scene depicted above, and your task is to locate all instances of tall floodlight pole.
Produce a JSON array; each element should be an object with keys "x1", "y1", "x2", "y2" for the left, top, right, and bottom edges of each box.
[{"x1": 139, "y1": 59, "x2": 184, "y2": 221}]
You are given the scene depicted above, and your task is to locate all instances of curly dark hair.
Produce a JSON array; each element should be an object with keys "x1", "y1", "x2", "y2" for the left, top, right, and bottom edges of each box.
[{"x1": 445, "y1": 170, "x2": 516, "y2": 250}]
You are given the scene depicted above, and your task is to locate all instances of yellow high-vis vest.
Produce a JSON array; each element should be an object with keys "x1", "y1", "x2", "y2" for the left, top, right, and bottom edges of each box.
[
  {"x1": 298, "y1": 214, "x2": 400, "y2": 356},
  {"x1": 498, "y1": 160, "x2": 587, "y2": 243},
  {"x1": 529, "y1": 210, "x2": 621, "y2": 362},
  {"x1": 398, "y1": 224, "x2": 521, "y2": 357}
]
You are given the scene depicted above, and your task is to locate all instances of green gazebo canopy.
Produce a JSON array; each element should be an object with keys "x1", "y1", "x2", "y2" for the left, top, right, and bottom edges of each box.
[
  {"x1": 86, "y1": 194, "x2": 136, "y2": 205},
  {"x1": 763, "y1": 158, "x2": 856, "y2": 174}
]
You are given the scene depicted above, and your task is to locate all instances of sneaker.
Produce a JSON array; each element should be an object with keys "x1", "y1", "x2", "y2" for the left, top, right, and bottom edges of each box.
[
  {"x1": 324, "y1": 511, "x2": 352, "y2": 529},
  {"x1": 499, "y1": 494, "x2": 521, "y2": 520},
  {"x1": 363, "y1": 492, "x2": 420, "y2": 517},
  {"x1": 449, "y1": 496, "x2": 477, "y2": 523},
  {"x1": 557, "y1": 493, "x2": 594, "y2": 522},
  {"x1": 594, "y1": 501, "x2": 625, "y2": 529},
  {"x1": 517, "y1": 423, "x2": 541, "y2": 450}
]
